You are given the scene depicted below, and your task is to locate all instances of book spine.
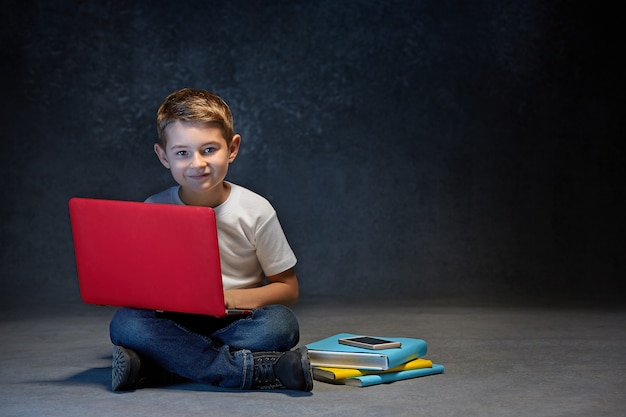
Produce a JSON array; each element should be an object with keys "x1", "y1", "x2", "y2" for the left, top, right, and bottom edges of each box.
[
  {"x1": 308, "y1": 350, "x2": 388, "y2": 370},
  {"x1": 344, "y1": 364, "x2": 445, "y2": 387},
  {"x1": 313, "y1": 358, "x2": 434, "y2": 380}
]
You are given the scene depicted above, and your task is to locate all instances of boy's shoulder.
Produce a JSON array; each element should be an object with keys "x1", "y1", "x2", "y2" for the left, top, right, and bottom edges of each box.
[
  {"x1": 144, "y1": 186, "x2": 180, "y2": 204},
  {"x1": 225, "y1": 182, "x2": 274, "y2": 213}
]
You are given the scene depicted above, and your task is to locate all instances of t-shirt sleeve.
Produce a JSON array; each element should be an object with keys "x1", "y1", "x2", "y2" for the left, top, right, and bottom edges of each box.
[{"x1": 254, "y1": 212, "x2": 297, "y2": 277}]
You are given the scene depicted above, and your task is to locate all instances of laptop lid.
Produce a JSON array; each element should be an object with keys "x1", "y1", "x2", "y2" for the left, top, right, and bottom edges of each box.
[{"x1": 68, "y1": 197, "x2": 229, "y2": 316}]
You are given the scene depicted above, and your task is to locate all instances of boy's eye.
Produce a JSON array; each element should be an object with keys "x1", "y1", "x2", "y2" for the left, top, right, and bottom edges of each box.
[
  {"x1": 176, "y1": 150, "x2": 188, "y2": 156},
  {"x1": 204, "y1": 147, "x2": 216, "y2": 154}
]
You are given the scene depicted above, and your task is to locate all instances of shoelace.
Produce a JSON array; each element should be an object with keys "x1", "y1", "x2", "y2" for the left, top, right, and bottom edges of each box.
[{"x1": 253, "y1": 356, "x2": 280, "y2": 388}]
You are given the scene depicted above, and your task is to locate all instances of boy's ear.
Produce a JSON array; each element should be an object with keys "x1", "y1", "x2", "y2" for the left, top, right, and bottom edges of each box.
[
  {"x1": 229, "y1": 134, "x2": 241, "y2": 163},
  {"x1": 154, "y1": 143, "x2": 171, "y2": 169}
]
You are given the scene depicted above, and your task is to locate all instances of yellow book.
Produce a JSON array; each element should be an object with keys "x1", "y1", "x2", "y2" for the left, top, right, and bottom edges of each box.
[{"x1": 313, "y1": 358, "x2": 433, "y2": 382}]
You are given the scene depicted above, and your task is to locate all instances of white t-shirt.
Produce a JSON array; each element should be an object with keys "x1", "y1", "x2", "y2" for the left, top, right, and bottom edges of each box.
[{"x1": 145, "y1": 182, "x2": 297, "y2": 290}]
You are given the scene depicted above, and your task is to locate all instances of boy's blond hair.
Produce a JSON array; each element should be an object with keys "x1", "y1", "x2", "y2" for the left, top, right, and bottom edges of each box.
[{"x1": 156, "y1": 88, "x2": 235, "y2": 147}]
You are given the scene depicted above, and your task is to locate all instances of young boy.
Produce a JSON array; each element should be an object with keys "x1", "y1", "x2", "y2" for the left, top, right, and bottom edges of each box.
[{"x1": 109, "y1": 88, "x2": 313, "y2": 392}]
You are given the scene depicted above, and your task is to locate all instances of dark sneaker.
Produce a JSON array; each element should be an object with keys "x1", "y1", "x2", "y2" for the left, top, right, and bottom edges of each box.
[
  {"x1": 251, "y1": 346, "x2": 313, "y2": 391},
  {"x1": 111, "y1": 345, "x2": 185, "y2": 391},
  {"x1": 112, "y1": 345, "x2": 142, "y2": 391}
]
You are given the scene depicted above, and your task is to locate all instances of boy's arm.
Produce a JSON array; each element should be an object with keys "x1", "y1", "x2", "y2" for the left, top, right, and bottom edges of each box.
[{"x1": 223, "y1": 267, "x2": 299, "y2": 309}]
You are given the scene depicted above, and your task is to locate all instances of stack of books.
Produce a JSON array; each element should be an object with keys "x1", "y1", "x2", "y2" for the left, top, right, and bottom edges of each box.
[{"x1": 305, "y1": 333, "x2": 444, "y2": 387}]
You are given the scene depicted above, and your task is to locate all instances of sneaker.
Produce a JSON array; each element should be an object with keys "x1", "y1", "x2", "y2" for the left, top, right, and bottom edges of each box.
[
  {"x1": 251, "y1": 346, "x2": 313, "y2": 391},
  {"x1": 112, "y1": 345, "x2": 142, "y2": 391},
  {"x1": 111, "y1": 345, "x2": 185, "y2": 391}
]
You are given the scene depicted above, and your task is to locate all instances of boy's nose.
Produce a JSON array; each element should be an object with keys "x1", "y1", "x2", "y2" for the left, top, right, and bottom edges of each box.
[{"x1": 189, "y1": 152, "x2": 207, "y2": 168}]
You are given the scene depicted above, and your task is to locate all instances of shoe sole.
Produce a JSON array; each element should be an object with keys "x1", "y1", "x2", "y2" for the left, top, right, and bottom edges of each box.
[
  {"x1": 295, "y1": 347, "x2": 314, "y2": 392},
  {"x1": 112, "y1": 346, "x2": 141, "y2": 391}
]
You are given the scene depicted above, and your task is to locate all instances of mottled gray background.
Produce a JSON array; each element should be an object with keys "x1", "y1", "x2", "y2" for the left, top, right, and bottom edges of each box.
[{"x1": 1, "y1": 0, "x2": 622, "y2": 308}]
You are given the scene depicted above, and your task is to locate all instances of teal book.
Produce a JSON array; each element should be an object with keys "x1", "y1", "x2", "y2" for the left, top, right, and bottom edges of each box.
[
  {"x1": 306, "y1": 333, "x2": 428, "y2": 371},
  {"x1": 340, "y1": 363, "x2": 445, "y2": 387}
]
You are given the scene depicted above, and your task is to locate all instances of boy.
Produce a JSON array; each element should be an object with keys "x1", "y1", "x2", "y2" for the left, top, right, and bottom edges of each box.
[{"x1": 109, "y1": 88, "x2": 313, "y2": 392}]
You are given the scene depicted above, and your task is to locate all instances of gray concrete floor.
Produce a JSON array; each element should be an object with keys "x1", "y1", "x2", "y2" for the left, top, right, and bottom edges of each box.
[{"x1": 1, "y1": 298, "x2": 624, "y2": 417}]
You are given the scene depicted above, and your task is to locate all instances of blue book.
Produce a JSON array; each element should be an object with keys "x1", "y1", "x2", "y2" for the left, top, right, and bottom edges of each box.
[
  {"x1": 306, "y1": 333, "x2": 428, "y2": 370},
  {"x1": 341, "y1": 364, "x2": 445, "y2": 387}
]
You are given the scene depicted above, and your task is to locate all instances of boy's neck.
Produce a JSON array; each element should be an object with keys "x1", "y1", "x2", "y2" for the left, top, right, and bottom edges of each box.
[{"x1": 178, "y1": 182, "x2": 231, "y2": 208}]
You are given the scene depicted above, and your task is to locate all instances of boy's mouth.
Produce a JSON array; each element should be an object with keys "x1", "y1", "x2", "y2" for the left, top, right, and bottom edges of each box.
[{"x1": 188, "y1": 173, "x2": 210, "y2": 180}]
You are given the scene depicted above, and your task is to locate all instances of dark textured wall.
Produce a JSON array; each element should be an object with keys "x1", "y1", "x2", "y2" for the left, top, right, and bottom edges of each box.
[{"x1": 1, "y1": 1, "x2": 623, "y2": 307}]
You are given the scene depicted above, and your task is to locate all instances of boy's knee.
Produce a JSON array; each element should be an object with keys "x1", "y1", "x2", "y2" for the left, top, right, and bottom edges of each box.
[
  {"x1": 109, "y1": 308, "x2": 155, "y2": 346},
  {"x1": 255, "y1": 305, "x2": 300, "y2": 348},
  {"x1": 258, "y1": 304, "x2": 297, "y2": 325}
]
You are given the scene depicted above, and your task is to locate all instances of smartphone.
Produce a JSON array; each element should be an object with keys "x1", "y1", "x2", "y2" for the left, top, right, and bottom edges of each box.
[{"x1": 338, "y1": 336, "x2": 402, "y2": 350}]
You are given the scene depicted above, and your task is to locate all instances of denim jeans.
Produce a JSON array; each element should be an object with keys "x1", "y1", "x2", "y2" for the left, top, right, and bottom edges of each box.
[{"x1": 109, "y1": 305, "x2": 300, "y2": 389}]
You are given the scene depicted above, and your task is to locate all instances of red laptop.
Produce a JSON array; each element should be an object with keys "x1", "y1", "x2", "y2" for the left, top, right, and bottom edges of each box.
[{"x1": 68, "y1": 197, "x2": 245, "y2": 316}]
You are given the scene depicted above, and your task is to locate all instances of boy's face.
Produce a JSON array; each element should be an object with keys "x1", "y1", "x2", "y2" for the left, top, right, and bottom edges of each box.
[{"x1": 154, "y1": 121, "x2": 240, "y2": 206}]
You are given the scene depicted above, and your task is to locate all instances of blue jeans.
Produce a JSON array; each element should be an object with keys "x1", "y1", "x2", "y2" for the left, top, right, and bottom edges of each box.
[{"x1": 109, "y1": 305, "x2": 300, "y2": 389}]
